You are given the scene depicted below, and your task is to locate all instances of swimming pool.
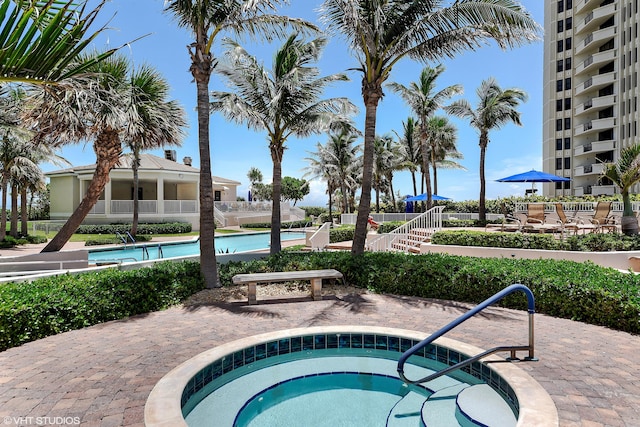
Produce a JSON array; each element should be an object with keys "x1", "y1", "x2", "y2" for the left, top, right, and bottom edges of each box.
[
  {"x1": 88, "y1": 232, "x2": 305, "y2": 263},
  {"x1": 145, "y1": 326, "x2": 558, "y2": 427}
]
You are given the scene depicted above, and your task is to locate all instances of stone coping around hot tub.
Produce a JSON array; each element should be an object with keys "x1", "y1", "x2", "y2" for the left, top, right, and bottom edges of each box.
[{"x1": 144, "y1": 325, "x2": 559, "y2": 427}]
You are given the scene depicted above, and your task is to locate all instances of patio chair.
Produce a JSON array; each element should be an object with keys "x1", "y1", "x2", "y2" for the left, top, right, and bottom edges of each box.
[
  {"x1": 485, "y1": 203, "x2": 522, "y2": 232},
  {"x1": 588, "y1": 201, "x2": 618, "y2": 233},
  {"x1": 522, "y1": 203, "x2": 560, "y2": 233},
  {"x1": 554, "y1": 203, "x2": 593, "y2": 236}
]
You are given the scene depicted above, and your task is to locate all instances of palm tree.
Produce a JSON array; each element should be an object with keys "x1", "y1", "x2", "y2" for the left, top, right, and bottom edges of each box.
[
  {"x1": 124, "y1": 64, "x2": 187, "y2": 236},
  {"x1": 387, "y1": 66, "x2": 462, "y2": 209},
  {"x1": 0, "y1": 0, "x2": 120, "y2": 85},
  {"x1": 211, "y1": 34, "x2": 356, "y2": 254},
  {"x1": 164, "y1": 0, "x2": 316, "y2": 287},
  {"x1": 394, "y1": 117, "x2": 421, "y2": 197},
  {"x1": 601, "y1": 143, "x2": 640, "y2": 235},
  {"x1": 372, "y1": 134, "x2": 397, "y2": 212},
  {"x1": 423, "y1": 115, "x2": 464, "y2": 195},
  {"x1": 304, "y1": 142, "x2": 339, "y2": 216},
  {"x1": 446, "y1": 77, "x2": 527, "y2": 221},
  {"x1": 25, "y1": 54, "x2": 185, "y2": 252},
  {"x1": 320, "y1": 0, "x2": 540, "y2": 255},
  {"x1": 318, "y1": 129, "x2": 361, "y2": 214}
]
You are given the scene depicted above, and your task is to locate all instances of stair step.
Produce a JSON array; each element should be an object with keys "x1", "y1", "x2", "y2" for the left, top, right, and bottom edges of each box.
[
  {"x1": 386, "y1": 391, "x2": 426, "y2": 427},
  {"x1": 456, "y1": 384, "x2": 517, "y2": 427},
  {"x1": 421, "y1": 384, "x2": 469, "y2": 427}
]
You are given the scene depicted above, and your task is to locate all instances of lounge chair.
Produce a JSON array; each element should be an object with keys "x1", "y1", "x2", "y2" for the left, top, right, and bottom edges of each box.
[
  {"x1": 485, "y1": 203, "x2": 522, "y2": 232},
  {"x1": 554, "y1": 203, "x2": 593, "y2": 236},
  {"x1": 587, "y1": 201, "x2": 618, "y2": 233},
  {"x1": 522, "y1": 203, "x2": 561, "y2": 234}
]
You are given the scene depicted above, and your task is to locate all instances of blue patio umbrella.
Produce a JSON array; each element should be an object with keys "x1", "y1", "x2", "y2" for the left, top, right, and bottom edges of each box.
[
  {"x1": 405, "y1": 193, "x2": 451, "y2": 202},
  {"x1": 496, "y1": 169, "x2": 571, "y2": 193},
  {"x1": 496, "y1": 169, "x2": 570, "y2": 183},
  {"x1": 497, "y1": 169, "x2": 570, "y2": 194}
]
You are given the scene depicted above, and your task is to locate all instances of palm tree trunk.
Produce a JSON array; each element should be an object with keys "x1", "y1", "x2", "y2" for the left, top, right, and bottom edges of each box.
[
  {"x1": 131, "y1": 147, "x2": 140, "y2": 236},
  {"x1": 421, "y1": 139, "x2": 433, "y2": 210},
  {"x1": 190, "y1": 32, "x2": 219, "y2": 288},
  {"x1": 41, "y1": 129, "x2": 122, "y2": 252},
  {"x1": 20, "y1": 187, "x2": 27, "y2": 236},
  {"x1": 352, "y1": 90, "x2": 380, "y2": 255},
  {"x1": 341, "y1": 183, "x2": 349, "y2": 214},
  {"x1": 10, "y1": 183, "x2": 18, "y2": 237},
  {"x1": 411, "y1": 171, "x2": 417, "y2": 196},
  {"x1": 431, "y1": 151, "x2": 439, "y2": 195},
  {"x1": 0, "y1": 176, "x2": 8, "y2": 240},
  {"x1": 195, "y1": 77, "x2": 219, "y2": 288},
  {"x1": 479, "y1": 134, "x2": 488, "y2": 222},
  {"x1": 270, "y1": 148, "x2": 283, "y2": 255}
]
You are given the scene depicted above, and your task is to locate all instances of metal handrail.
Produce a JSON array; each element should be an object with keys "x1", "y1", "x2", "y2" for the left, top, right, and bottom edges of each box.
[{"x1": 397, "y1": 284, "x2": 537, "y2": 385}]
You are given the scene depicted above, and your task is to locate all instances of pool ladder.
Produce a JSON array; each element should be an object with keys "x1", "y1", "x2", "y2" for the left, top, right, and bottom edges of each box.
[
  {"x1": 397, "y1": 284, "x2": 537, "y2": 386},
  {"x1": 141, "y1": 244, "x2": 164, "y2": 261},
  {"x1": 116, "y1": 231, "x2": 136, "y2": 248}
]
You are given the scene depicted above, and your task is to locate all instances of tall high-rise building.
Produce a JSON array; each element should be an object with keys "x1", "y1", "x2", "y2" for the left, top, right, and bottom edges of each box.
[{"x1": 543, "y1": 0, "x2": 638, "y2": 197}]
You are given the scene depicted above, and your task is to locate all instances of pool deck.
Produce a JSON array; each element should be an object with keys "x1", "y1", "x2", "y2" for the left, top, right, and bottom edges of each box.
[{"x1": 0, "y1": 289, "x2": 639, "y2": 426}]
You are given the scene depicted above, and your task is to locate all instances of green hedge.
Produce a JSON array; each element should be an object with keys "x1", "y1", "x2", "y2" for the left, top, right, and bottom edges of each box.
[
  {"x1": 0, "y1": 261, "x2": 203, "y2": 351},
  {"x1": 431, "y1": 230, "x2": 565, "y2": 250},
  {"x1": 75, "y1": 222, "x2": 192, "y2": 235},
  {"x1": 431, "y1": 229, "x2": 640, "y2": 252},
  {"x1": 84, "y1": 235, "x2": 153, "y2": 246},
  {"x1": 218, "y1": 251, "x2": 640, "y2": 334},
  {"x1": 330, "y1": 225, "x2": 355, "y2": 243}
]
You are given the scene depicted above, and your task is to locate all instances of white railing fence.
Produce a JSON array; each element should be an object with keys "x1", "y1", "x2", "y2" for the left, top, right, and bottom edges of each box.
[
  {"x1": 366, "y1": 206, "x2": 445, "y2": 253},
  {"x1": 514, "y1": 201, "x2": 640, "y2": 214},
  {"x1": 309, "y1": 222, "x2": 331, "y2": 250},
  {"x1": 341, "y1": 211, "x2": 501, "y2": 224}
]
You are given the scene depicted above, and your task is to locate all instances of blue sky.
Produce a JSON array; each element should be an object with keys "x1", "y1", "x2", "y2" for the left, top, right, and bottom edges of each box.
[{"x1": 50, "y1": 0, "x2": 544, "y2": 206}]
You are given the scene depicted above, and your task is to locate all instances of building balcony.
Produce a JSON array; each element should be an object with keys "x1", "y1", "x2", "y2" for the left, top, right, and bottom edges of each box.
[
  {"x1": 575, "y1": 26, "x2": 616, "y2": 56},
  {"x1": 574, "y1": 184, "x2": 616, "y2": 196},
  {"x1": 576, "y1": 0, "x2": 599, "y2": 14},
  {"x1": 574, "y1": 117, "x2": 616, "y2": 137},
  {"x1": 573, "y1": 140, "x2": 616, "y2": 157},
  {"x1": 574, "y1": 163, "x2": 605, "y2": 176},
  {"x1": 575, "y1": 50, "x2": 616, "y2": 76},
  {"x1": 575, "y1": 3, "x2": 617, "y2": 35},
  {"x1": 88, "y1": 200, "x2": 199, "y2": 215},
  {"x1": 574, "y1": 94, "x2": 616, "y2": 116},
  {"x1": 574, "y1": 71, "x2": 616, "y2": 96}
]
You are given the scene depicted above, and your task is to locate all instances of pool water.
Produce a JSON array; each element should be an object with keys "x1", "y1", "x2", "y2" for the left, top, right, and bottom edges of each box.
[
  {"x1": 88, "y1": 232, "x2": 305, "y2": 263},
  {"x1": 184, "y1": 351, "x2": 517, "y2": 427},
  {"x1": 235, "y1": 372, "x2": 429, "y2": 426}
]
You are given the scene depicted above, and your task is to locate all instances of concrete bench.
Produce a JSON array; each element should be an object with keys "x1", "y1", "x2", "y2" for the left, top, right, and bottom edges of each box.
[{"x1": 231, "y1": 269, "x2": 344, "y2": 305}]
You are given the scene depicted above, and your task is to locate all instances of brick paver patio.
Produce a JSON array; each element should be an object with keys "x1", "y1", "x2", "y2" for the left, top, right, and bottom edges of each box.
[{"x1": 0, "y1": 291, "x2": 639, "y2": 426}]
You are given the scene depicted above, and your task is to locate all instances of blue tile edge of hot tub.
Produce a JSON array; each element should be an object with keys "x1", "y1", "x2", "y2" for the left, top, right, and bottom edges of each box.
[{"x1": 180, "y1": 332, "x2": 519, "y2": 419}]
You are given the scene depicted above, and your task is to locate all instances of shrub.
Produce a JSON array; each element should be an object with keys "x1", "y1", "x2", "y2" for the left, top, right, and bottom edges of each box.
[
  {"x1": 329, "y1": 225, "x2": 355, "y2": 243},
  {"x1": 0, "y1": 261, "x2": 203, "y2": 351},
  {"x1": 377, "y1": 221, "x2": 403, "y2": 234},
  {"x1": 431, "y1": 230, "x2": 566, "y2": 250},
  {"x1": 75, "y1": 222, "x2": 192, "y2": 235},
  {"x1": 84, "y1": 235, "x2": 153, "y2": 246},
  {"x1": 241, "y1": 218, "x2": 313, "y2": 229},
  {"x1": 218, "y1": 251, "x2": 640, "y2": 334}
]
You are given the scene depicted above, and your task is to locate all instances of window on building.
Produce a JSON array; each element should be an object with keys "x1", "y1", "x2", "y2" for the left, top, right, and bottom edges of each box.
[
  {"x1": 564, "y1": 117, "x2": 571, "y2": 129},
  {"x1": 564, "y1": 98, "x2": 571, "y2": 110},
  {"x1": 556, "y1": 138, "x2": 563, "y2": 150},
  {"x1": 557, "y1": 40, "x2": 564, "y2": 52},
  {"x1": 556, "y1": 80, "x2": 563, "y2": 91},
  {"x1": 555, "y1": 181, "x2": 563, "y2": 190},
  {"x1": 558, "y1": 0, "x2": 564, "y2": 12},
  {"x1": 556, "y1": 119, "x2": 563, "y2": 131},
  {"x1": 565, "y1": 37, "x2": 572, "y2": 50},
  {"x1": 566, "y1": 17, "x2": 573, "y2": 30},
  {"x1": 557, "y1": 20, "x2": 564, "y2": 32},
  {"x1": 564, "y1": 157, "x2": 571, "y2": 170},
  {"x1": 565, "y1": 57, "x2": 572, "y2": 69},
  {"x1": 564, "y1": 137, "x2": 571, "y2": 149},
  {"x1": 564, "y1": 181, "x2": 571, "y2": 190},
  {"x1": 556, "y1": 99, "x2": 563, "y2": 111},
  {"x1": 565, "y1": 77, "x2": 571, "y2": 89},
  {"x1": 565, "y1": 0, "x2": 572, "y2": 8},
  {"x1": 556, "y1": 158, "x2": 563, "y2": 170},
  {"x1": 557, "y1": 60, "x2": 564, "y2": 72}
]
